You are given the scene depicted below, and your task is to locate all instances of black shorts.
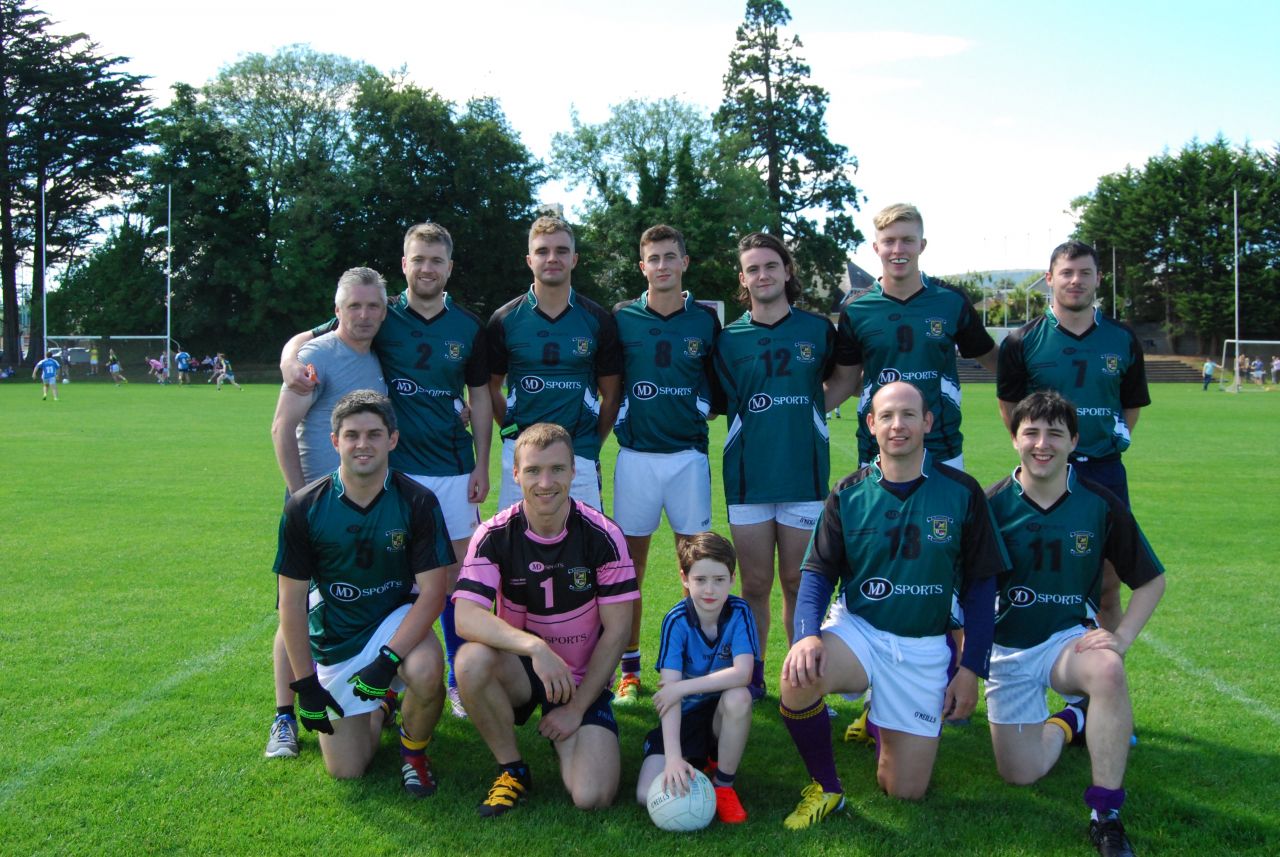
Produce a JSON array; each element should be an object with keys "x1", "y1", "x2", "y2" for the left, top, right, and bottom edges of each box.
[
  {"x1": 513, "y1": 655, "x2": 618, "y2": 736},
  {"x1": 641, "y1": 697, "x2": 719, "y2": 765}
]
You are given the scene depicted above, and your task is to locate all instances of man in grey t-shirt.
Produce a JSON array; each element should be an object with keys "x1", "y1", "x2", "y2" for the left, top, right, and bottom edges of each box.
[{"x1": 265, "y1": 266, "x2": 388, "y2": 759}]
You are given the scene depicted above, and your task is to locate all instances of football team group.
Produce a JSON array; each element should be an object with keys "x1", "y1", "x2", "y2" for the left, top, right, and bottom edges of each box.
[{"x1": 265, "y1": 204, "x2": 1163, "y2": 857}]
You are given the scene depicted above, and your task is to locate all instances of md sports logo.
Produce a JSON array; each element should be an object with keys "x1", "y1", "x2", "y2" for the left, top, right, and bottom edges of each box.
[
  {"x1": 521, "y1": 376, "x2": 546, "y2": 393},
  {"x1": 392, "y1": 378, "x2": 421, "y2": 395},
  {"x1": 860, "y1": 577, "x2": 893, "y2": 601},
  {"x1": 878, "y1": 368, "x2": 901, "y2": 385},
  {"x1": 632, "y1": 381, "x2": 658, "y2": 400},
  {"x1": 1008, "y1": 585, "x2": 1037, "y2": 607},
  {"x1": 329, "y1": 583, "x2": 360, "y2": 603},
  {"x1": 749, "y1": 393, "x2": 773, "y2": 413},
  {"x1": 860, "y1": 578, "x2": 945, "y2": 601}
]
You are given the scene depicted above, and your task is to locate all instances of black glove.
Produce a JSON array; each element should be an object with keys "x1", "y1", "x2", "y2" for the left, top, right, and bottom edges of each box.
[
  {"x1": 348, "y1": 645, "x2": 402, "y2": 700},
  {"x1": 290, "y1": 673, "x2": 344, "y2": 733}
]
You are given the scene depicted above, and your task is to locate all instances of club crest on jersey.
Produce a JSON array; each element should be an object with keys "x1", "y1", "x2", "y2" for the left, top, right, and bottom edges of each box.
[
  {"x1": 927, "y1": 515, "x2": 953, "y2": 543},
  {"x1": 1101, "y1": 354, "x2": 1121, "y2": 375},
  {"x1": 1070, "y1": 531, "x2": 1094, "y2": 556},
  {"x1": 385, "y1": 529, "x2": 407, "y2": 552},
  {"x1": 568, "y1": 567, "x2": 591, "y2": 591},
  {"x1": 573, "y1": 337, "x2": 592, "y2": 356},
  {"x1": 684, "y1": 337, "x2": 703, "y2": 357},
  {"x1": 925, "y1": 318, "x2": 945, "y2": 339},
  {"x1": 444, "y1": 340, "x2": 464, "y2": 361},
  {"x1": 795, "y1": 341, "x2": 816, "y2": 363}
]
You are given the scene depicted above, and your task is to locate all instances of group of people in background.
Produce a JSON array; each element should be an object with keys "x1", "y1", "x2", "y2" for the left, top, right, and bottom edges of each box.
[{"x1": 263, "y1": 207, "x2": 1163, "y2": 857}]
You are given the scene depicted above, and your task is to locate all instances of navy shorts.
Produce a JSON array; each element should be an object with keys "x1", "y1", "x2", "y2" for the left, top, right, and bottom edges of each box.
[
  {"x1": 513, "y1": 656, "x2": 618, "y2": 736},
  {"x1": 641, "y1": 698, "x2": 719, "y2": 765},
  {"x1": 1071, "y1": 457, "x2": 1130, "y2": 508}
]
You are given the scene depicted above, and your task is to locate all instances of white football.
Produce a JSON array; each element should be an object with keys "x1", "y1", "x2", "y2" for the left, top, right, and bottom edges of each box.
[{"x1": 646, "y1": 769, "x2": 716, "y2": 832}]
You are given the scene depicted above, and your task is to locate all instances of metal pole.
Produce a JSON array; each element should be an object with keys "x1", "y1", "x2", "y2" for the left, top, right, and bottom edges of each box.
[
  {"x1": 40, "y1": 182, "x2": 47, "y2": 359},
  {"x1": 166, "y1": 184, "x2": 172, "y2": 381},
  {"x1": 1111, "y1": 246, "x2": 1117, "y2": 319},
  {"x1": 1234, "y1": 188, "x2": 1240, "y2": 389}
]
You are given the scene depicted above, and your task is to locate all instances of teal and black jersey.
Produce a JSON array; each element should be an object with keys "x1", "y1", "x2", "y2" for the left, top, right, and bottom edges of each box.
[
  {"x1": 986, "y1": 467, "x2": 1163, "y2": 650},
  {"x1": 802, "y1": 455, "x2": 1009, "y2": 638},
  {"x1": 274, "y1": 469, "x2": 455, "y2": 665},
  {"x1": 997, "y1": 309, "x2": 1150, "y2": 461},
  {"x1": 713, "y1": 308, "x2": 838, "y2": 505},
  {"x1": 613, "y1": 291, "x2": 720, "y2": 454},
  {"x1": 836, "y1": 275, "x2": 994, "y2": 463},
  {"x1": 488, "y1": 286, "x2": 622, "y2": 461}
]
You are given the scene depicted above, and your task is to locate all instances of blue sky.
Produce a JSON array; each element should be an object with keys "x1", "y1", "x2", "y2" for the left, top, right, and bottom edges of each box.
[{"x1": 41, "y1": 0, "x2": 1280, "y2": 276}]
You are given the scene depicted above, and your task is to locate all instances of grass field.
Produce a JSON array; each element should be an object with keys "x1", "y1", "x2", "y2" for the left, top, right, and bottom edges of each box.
[{"x1": 1, "y1": 379, "x2": 1278, "y2": 855}]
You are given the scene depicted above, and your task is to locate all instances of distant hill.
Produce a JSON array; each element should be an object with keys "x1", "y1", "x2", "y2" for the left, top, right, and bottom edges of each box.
[{"x1": 938, "y1": 269, "x2": 1041, "y2": 287}]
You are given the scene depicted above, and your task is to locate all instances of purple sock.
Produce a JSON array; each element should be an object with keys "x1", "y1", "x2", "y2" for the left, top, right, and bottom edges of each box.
[
  {"x1": 780, "y1": 700, "x2": 842, "y2": 793},
  {"x1": 620, "y1": 649, "x2": 641, "y2": 676},
  {"x1": 1084, "y1": 785, "x2": 1125, "y2": 817}
]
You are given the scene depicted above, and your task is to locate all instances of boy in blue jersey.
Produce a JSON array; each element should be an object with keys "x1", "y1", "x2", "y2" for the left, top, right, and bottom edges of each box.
[
  {"x1": 779, "y1": 381, "x2": 1007, "y2": 827},
  {"x1": 714, "y1": 232, "x2": 847, "y2": 657},
  {"x1": 986, "y1": 391, "x2": 1164, "y2": 857},
  {"x1": 635, "y1": 532, "x2": 761, "y2": 824},
  {"x1": 276, "y1": 391, "x2": 455, "y2": 792},
  {"x1": 487, "y1": 216, "x2": 623, "y2": 513},
  {"x1": 280, "y1": 223, "x2": 493, "y2": 721},
  {"x1": 611, "y1": 224, "x2": 721, "y2": 705},
  {"x1": 32, "y1": 351, "x2": 60, "y2": 400},
  {"x1": 997, "y1": 240, "x2": 1151, "y2": 631}
]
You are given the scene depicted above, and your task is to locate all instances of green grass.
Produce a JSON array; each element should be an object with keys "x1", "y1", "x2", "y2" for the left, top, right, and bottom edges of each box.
[{"x1": 0, "y1": 379, "x2": 1277, "y2": 855}]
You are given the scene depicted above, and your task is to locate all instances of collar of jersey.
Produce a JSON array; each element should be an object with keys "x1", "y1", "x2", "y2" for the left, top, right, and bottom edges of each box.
[
  {"x1": 1046, "y1": 305, "x2": 1101, "y2": 330},
  {"x1": 637, "y1": 289, "x2": 694, "y2": 314},
  {"x1": 874, "y1": 272, "x2": 932, "y2": 304},
  {"x1": 331, "y1": 468, "x2": 392, "y2": 500},
  {"x1": 526, "y1": 285, "x2": 576, "y2": 309},
  {"x1": 869, "y1": 450, "x2": 931, "y2": 484},
  {"x1": 1010, "y1": 463, "x2": 1076, "y2": 498},
  {"x1": 517, "y1": 499, "x2": 573, "y2": 544}
]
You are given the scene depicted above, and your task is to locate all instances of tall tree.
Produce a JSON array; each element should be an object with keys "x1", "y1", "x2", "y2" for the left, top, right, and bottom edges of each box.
[
  {"x1": 1, "y1": 0, "x2": 148, "y2": 365},
  {"x1": 716, "y1": 0, "x2": 862, "y2": 295},
  {"x1": 552, "y1": 98, "x2": 769, "y2": 308}
]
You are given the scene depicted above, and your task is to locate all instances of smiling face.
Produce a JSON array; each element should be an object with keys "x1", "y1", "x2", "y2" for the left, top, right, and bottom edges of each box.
[
  {"x1": 335, "y1": 282, "x2": 387, "y2": 345},
  {"x1": 1047, "y1": 252, "x2": 1100, "y2": 314},
  {"x1": 1013, "y1": 416, "x2": 1077, "y2": 483},
  {"x1": 873, "y1": 219, "x2": 927, "y2": 287},
  {"x1": 867, "y1": 381, "x2": 933, "y2": 461},
  {"x1": 682, "y1": 558, "x2": 734, "y2": 620},
  {"x1": 332, "y1": 409, "x2": 398, "y2": 480},
  {"x1": 402, "y1": 238, "x2": 453, "y2": 303},
  {"x1": 738, "y1": 246, "x2": 789, "y2": 308},
  {"x1": 515, "y1": 439, "x2": 575, "y2": 519}
]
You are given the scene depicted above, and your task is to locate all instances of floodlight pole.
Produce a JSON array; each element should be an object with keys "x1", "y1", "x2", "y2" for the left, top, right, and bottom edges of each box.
[
  {"x1": 1233, "y1": 188, "x2": 1240, "y2": 389},
  {"x1": 166, "y1": 184, "x2": 172, "y2": 376},
  {"x1": 40, "y1": 182, "x2": 47, "y2": 359},
  {"x1": 1111, "y1": 246, "x2": 1117, "y2": 319}
]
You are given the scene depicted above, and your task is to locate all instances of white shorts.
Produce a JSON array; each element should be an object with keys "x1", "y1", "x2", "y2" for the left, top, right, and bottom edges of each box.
[
  {"x1": 612, "y1": 448, "x2": 712, "y2": 536},
  {"x1": 405, "y1": 472, "x2": 479, "y2": 542},
  {"x1": 728, "y1": 501, "x2": 823, "y2": 530},
  {"x1": 821, "y1": 600, "x2": 950, "y2": 738},
  {"x1": 314, "y1": 603, "x2": 410, "y2": 720},
  {"x1": 985, "y1": 625, "x2": 1086, "y2": 725},
  {"x1": 498, "y1": 438, "x2": 602, "y2": 512}
]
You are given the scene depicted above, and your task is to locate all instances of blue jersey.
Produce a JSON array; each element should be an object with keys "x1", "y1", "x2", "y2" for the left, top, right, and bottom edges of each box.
[
  {"x1": 655, "y1": 595, "x2": 763, "y2": 713},
  {"x1": 35, "y1": 358, "x2": 59, "y2": 381},
  {"x1": 175, "y1": 352, "x2": 191, "y2": 371}
]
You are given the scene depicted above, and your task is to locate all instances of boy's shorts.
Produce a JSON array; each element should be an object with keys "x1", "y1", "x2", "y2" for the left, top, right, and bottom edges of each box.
[{"x1": 985, "y1": 625, "x2": 1087, "y2": 725}]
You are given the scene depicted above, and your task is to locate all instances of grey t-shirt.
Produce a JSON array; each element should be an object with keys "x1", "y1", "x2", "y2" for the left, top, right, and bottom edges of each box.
[{"x1": 295, "y1": 332, "x2": 386, "y2": 482}]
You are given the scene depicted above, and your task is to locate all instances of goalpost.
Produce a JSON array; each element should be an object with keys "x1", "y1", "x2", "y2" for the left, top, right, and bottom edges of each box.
[
  {"x1": 1218, "y1": 340, "x2": 1279, "y2": 392},
  {"x1": 47, "y1": 334, "x2": 174, "y2": 380}
]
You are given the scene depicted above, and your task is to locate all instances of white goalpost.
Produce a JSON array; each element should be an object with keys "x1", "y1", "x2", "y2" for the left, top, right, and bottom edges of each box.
[{"x1": 1218, "y1": 340, "x2": 1280, "y2": 392}]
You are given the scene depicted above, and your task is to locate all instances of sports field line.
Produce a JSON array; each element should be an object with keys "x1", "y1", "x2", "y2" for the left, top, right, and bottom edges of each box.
[
  {"x1": 0, "y1": 615, "x2": 275, "y2": 810},
  {"x1": 1140, "y1": 632, "x2": 1280, "y2": 726}
]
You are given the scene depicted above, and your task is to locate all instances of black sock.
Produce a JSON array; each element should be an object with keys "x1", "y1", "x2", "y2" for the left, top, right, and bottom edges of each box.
[
  {"x1": 501, "y1": 760, "x2": 530, "y2": 783},
  {"x1": 713, "y1": 768, "x2": 737, "y2": 788},
  {"x1": 276, "y1": 705, "x2": 295, "y2": 719}
]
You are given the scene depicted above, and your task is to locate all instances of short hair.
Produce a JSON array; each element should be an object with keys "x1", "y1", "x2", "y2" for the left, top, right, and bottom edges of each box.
[
  {"x1": 1049, "y1": 239, "x2": 1099, "y2": 272},
  {"x1": 677, "y1": 531, "x2": 737, "y2": 578},
  {"x1": 873, "y1": 203, "x2": 924, "y2": 235},
  {"x1": 640, "y1": 224, "x2": 686, "y2": 258},
  {"x1": 736, "y1": 232, "x2": 801, "y2": 305},
  {"x1": 334, "y1": 266, "x2": 388, "y2": 307},
  {"x1": 1008, "y1": 390, "x2": 1078, "y2": 438},
  {"x1": 513, "y1": 422, "x2": 573, "y2": 466},
  {"x1": 330, "y1": 389, "x2": 397, "y2": 434},
  {"x1": 46, "y1": 350, "x2": 54, "y2": 359},
  {"x1": 403, "y1": 222, "x2": 454, "y2": 258},
  {"x1": 529, "y1": 216, "x2": 575, "y2": 251}
]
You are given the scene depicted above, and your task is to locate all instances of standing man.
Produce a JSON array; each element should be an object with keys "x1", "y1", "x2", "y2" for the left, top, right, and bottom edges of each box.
[
  {"x1": 985, "y1": 391, "x2": 1165, "y2": 857},
  {"x1": 33, "y1": 351, "x2": 60, "y2": 400},
  {"x1": 276, "y1": 390, "x2": 455, "y2": 791},
  {"x1": 213, "y1": 353, "x2": 243, "y2": 391},
  {"x1": 280, "y1": 223, "x2": 493, "y2": 719},
  {"x1": 713, "y1": 232, "x2": 845, "y2": 657},
  {"x1": 453, "y1": 423, "x2": 638, "y2": 816},
  {"x1": 826, "y1": 203, "x2": 998, "y2": 469},
  {"x1": 1201, "y1": 357, "x2": 1218, "y2": 391},
  {"x1": 610, "y1": 224, "x2": 721, "y2": 703},
  {"x1": 488, "y1": 216, "x2": 622, "y2": 513},
  {"x1": 997, "y1": 240, "x2": 1150, "y2": 630},
  {"x1": 174, "y1": 348, "x2": 192, "y2": 385},
  {"x1": 778, "y1": 381, "x2": 1007, "y2": 827},
  {"x1": 266, "y1": 267, "x2": 388, "y2": 759}
]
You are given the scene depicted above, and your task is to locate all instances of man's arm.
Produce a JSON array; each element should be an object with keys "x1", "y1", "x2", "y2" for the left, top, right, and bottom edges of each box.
[
  {"x1": 454, "y1": 598, "x2": 574, "y2": 701},
  {"x1": 270, "y1": 388, "x2": 315, "y2": 494},
  {"x1": 997, "y1": 399, "x2": 1016, "y2": 432},
  {"x1": 1078, "y1": 574, "x2": 1165, "y2": 656},
  {"x1": 823, "y1": 362, "x2": 861, "y2": 413},
  {"x1": 385, "y1": 567, "x2": 448, "y2": 657},
  {"x1": 1122, "y1": 407, "x2": 1141, "y2": 437},
  {"x1": 278, "y1": 575, "x2": 315, "y2": 680},
  {"x1": 975, "y1": 344, "x2": 999, "y2": 372},
  {"x1": 466, "y1": 385, "x2": 493, "y2": 503},
  {"x1": 279, "y1": 330, "x2": 318, "y2": 395},
  {"x1": 488, "y1": 375, "x2": 507, "y2": 426},
  {"x1": 538, "y1": 599, "x2": 631, "y2": 740},
  {"x1": 596, "y1": 374, "x2": 622, "y2": 443}
]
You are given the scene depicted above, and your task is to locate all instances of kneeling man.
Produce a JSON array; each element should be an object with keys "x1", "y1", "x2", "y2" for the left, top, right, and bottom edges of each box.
[
  {"x1": 453, "y1": 423, "x2": 638, "y2": 816},
  {"x1": 275, "y1": 390, "x2": 455, "y2": 794},
  {"x1": 779, "y1": 381, "x2": 1009, "y2": 828},
  {"x1": 986, "y1": 390, "x2": 1165, "y2": 857}
]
